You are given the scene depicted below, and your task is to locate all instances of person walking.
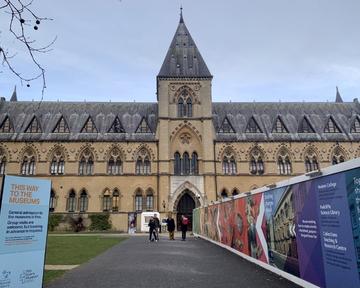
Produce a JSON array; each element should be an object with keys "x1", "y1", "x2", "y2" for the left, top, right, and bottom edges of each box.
[
  {"x1": 166, "y1": 215, "x2": 175, "y2": 240},
  {"x1": 148, "y1": 217, "x2": 157, "y2": 242},
  {"x1": 153, "y1": 214, "x2": 160, "y2": 241},
  {"x1": 180, "y1": 215, "x2": 189, "y2": 241}
]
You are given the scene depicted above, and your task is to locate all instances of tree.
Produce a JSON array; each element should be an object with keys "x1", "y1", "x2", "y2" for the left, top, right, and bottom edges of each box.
[{"x1": 0, "y1": 0, "x2": 55, "y2": 94}]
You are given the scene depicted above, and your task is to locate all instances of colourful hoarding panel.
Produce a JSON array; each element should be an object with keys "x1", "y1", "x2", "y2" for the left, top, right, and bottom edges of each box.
[
  {"x1": 0, "y1": 175, "x2": 51, "y2": 288},
  {"x1": 193, "y1": 167, "x2": 360, "y2": 288}
]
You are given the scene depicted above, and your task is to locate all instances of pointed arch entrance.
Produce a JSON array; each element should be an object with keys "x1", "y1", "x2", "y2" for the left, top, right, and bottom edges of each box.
[{"x1": 174, "y1": 189, "x2": 200, "y2": 231}]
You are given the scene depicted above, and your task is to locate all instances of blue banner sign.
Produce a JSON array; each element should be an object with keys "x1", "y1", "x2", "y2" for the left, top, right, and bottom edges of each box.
[{"x1": 0, "y1": 176, "x2": 51, "y2": 288}]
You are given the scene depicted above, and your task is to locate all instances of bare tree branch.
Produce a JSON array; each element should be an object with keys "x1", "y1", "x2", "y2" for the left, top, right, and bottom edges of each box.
[{"x1": 0, "y1": 0, "x2": 55, "y2": 96}]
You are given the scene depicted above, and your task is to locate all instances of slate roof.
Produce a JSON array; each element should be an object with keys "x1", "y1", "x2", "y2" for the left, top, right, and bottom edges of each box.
[
  {"x1": 212, "y1": 101, "x2": 360, "y2": 142},
  {"x1": 1, "y1": 99, "x2": 359, "y2": 142},
  {"x1": 157, "y1": 13, "x2": 212, "y2": 78},
  {"x1": 0, "y1": 101, "x2": 157, "y2": 142}
]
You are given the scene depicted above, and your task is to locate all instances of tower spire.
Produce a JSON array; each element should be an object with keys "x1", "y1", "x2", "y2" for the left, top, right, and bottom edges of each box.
[
  {"x1": 10, "y1": 85, "x2": 17, "y2": 102},
  {"x1": 335, "y1": 86, "x2": 343, "y2": 103},
  {"x1": 180, "y1": 6, "x2": 184, "y2": 23}
]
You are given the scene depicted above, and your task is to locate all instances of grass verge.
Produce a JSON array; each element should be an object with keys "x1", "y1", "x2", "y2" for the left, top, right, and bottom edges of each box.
[
  {"x1": 44, "y1": 270, "x2": 67, "y2": 285},
  {"x1": 45, "y1": 236, "x2": 126, "y2": 265},
  {"x1": 44, "y1": 236, "x2": 127, "y2": 284}
]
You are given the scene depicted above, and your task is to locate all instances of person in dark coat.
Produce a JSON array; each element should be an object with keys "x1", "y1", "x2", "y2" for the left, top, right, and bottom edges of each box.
[
  {"x1": 153, "y1": 214, "x2": 160, "y2": 241},
  {"x1": 166, "y1": 215, "x2": 176, "y2": 240},
  {"x1": 148, "y1": 217, "x2": 157, "y2": 242},
  {"x1": 180, "y1": 215, "x2": 189, "y2": 241}
]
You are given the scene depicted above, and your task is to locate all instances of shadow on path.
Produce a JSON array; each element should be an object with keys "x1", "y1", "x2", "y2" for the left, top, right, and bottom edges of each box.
[{"x1": 46, "y1": 235, "x2": 300, "y2": 288}]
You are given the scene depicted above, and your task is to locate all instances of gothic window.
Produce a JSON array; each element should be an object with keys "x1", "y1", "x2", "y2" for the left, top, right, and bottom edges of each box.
[
  {"x1": 249, "y1": 148, "x2": 265, "y2": 175},
  {"x1": 53, "y1": 116, "x2": 70, "y2": 133},
  {"x1": 304, "y1": 149, "x2": 319, "y2": 172},
  {"x1": 146, "y1": 189, "x2": 154, "y2": 211},
  {"x1": 350, "y1": 117, "x2": 360, "y2": 133},
  {"x1": 103, "y1": 189, "x2": 111, "y2": 212},
  {"x1": 49, "y1": 189, "x2": 56, "y2": 212},
  {"x1": 107, "y1": 148, "x2": 123, "y2": 175},
  {"x1": 273, "y1": 117, "x2": 288, "y2": 133},
  {"x1": 222, "y1": 156, "x2": 229, "y2": 175},
  {"x1": 277, "y1": 149, "x2": 292, "y2": 175},
  {"x1": 135, "y1": 149, "x2": 151, "y2": 175},
  {"x1": 222, "y1": 150, "x2": 237, "y2": 175},
  {"x1": 332, "y1": 147, "x2": 346, "y2": 165},
  {"x1": 0, "y1": 116, "x2": 13, "y2": 133},
  {"x1": 108, "y1": 117, "x2": 125, "y2": 133},
  {"x1": 191, "y1": 152, "x2": 199, "y2": 175},
  {"x1": 218, "y1": 117, "x2": 235, "y2": 133},
  {"x1": 324, "y1": 117, "x2": 340, "y2": 133},
  {"x1": 50, "y1": 149, "x2": 65, "y2": 175},
  {"x1": 79, "y1": 189, "x2": 88, "y2": 212},
  {"x1": 246, "y1": 117, "x2": 262, "y2": 133},
  {"x1": 21, "y1": 149, "x2": 36, "y2": 175},
  {"x1": 174, "y1": 152, "x2": 181, "y2": 175},
  {"x1": 178, "y1": 98, "x2": 185, "y2": 117},
  {"x1": 136, "y1": 118, "x2": 152, "y2": 133},
  {"x1": 183, "y1": 152, "x2": 190, "y2": 175},
  {"x1": 81, "y1": 117, "x2": 97, "y2": 133},
  {"x1": 112, "y1": 189, "x2": 120, "y2": 212},
  {"x1": 135, "y1": 189, "x2": 143, "y2": 211},
  {"x1": 144, "y1": 156, "x2": 151, "y2": 174},
  {"x1": 0, "y1": 153, "x2": 6, "y2": 175},
  {"x1": 298, "y1": 117, "x2": 315, "y2": 133},
  {"x1": 136, "y1": 156, "x2": 142, "y2": 175},
  {"x1": 221, "y1": 189, "x2": 228, "y2": 199},
  {"x1": 177, "y1": 88, "x2": 193, "y2": 118},
  {"x1": 25, "y1": 116, "x2": 41, "y2": 133},
  {"x1": 232, "y1": 189, "x2": 239, "y2": 196},
  {"x1": 186, "y1": 98, "x2": 192, "y2": 117},
  {"x1": 67, "y1": 190, "x2": 76, "y2": 212},
  {"x1": 78, "y1": 149, "x2": 94, "y2": 175}
]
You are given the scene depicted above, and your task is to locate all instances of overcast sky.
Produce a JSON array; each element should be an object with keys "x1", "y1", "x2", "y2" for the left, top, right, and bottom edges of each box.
[{"x1": 0, "y1": 0, "x2": 359, "y2": 103}]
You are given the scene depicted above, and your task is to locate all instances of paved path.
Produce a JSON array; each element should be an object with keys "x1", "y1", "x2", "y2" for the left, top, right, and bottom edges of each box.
[{"x1": 46, "y1": 235, "x2": 300, "y2": 288}]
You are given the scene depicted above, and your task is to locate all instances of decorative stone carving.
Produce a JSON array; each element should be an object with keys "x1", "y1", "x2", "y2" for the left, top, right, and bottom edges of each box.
[{"x1": 180, "y1": 133, "x2": 191, "y2": 144}]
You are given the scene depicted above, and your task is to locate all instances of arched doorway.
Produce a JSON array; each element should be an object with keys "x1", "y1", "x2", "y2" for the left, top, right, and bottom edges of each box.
[{"x1": 176, "y1": 190, "x2": 196, "y2": 231}]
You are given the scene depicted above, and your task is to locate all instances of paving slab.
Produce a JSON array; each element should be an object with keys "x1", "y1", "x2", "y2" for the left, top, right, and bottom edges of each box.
[{"x1": 46, "y1": 235, "x2": 301, "y2": 288}]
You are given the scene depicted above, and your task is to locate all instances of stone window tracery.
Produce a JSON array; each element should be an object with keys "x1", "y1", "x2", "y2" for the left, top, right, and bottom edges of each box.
[
  {"x1": 222, "y1": 150, "x2": 237, "y2": 175},
  {"x1": 21, "y1": 149, "x2": 36, "y2": 175},
  {"x1": 177, "y1": 89, "x2": 193, "y2": 118},
  {"x1": 174, "y1": 151, "x2": 198, "y2": 175},
  {"x1": 249, "y1": 148, "x2": 264, "y2": 175},
  {"x1": 277, "y1": 149, "x2": 292, "y2": 175},
  {"x1": 135, "y1": 148, "x2": 151, "y2": 175},
  {"x1": 50, "y1": 149, "x2": 65, "y2": 175},
  {"x1": 332, "y1": 147, "x2": 346, "y2": 165},
  {"x1": 304, "y1": 150, "x2": 319, "y2": 172},
  {"x1": 79, "y1": 148, "x2": 94, "y2": 175},
  {"x1": 107, "y1": 148, "x2": 123, "y2": 175}
]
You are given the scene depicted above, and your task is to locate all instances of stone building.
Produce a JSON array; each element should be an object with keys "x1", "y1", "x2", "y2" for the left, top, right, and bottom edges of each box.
[{"x1": 0, "y1": 12, "x2": 360, "y2": 231}]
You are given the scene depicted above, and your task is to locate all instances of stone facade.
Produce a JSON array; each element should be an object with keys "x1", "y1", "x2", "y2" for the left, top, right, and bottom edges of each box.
[{"x1": 0, "y1": 14, "x2": 359, "y2": 231}]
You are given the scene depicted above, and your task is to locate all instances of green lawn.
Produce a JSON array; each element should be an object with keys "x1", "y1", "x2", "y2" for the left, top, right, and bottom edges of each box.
[
  {"x1": 44, "y1": 236, "x2": 127, "y2": 284},
  {"x1": 46, "y1": 236, "x2": 126, "y2": 265},
  {"x1": 44, "y1": 270, "x2": 67, "y2": 285}
]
